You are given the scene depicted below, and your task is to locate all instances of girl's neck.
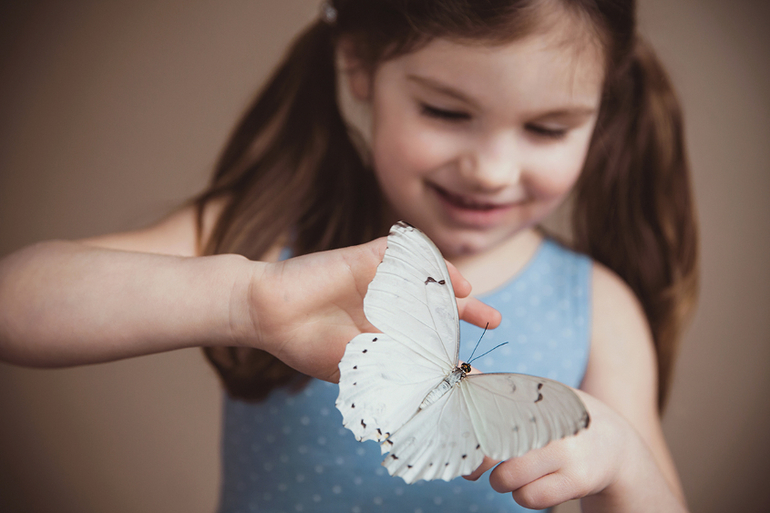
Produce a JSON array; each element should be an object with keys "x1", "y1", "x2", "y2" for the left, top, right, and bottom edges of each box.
[{"x1": 449, "y1": 227, "x2": 544, "y2": 296}]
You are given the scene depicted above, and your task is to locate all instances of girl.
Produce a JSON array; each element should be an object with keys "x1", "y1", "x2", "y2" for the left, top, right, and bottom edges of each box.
[{"x1": 0, "y1": 0, "x2": 697, "y2": 511}]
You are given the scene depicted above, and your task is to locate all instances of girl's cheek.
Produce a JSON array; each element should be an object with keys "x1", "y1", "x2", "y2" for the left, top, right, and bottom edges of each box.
[
  {"x1": 378, "y1": 121, "x2": 459, "y2": 174},
  {"x1": 532, "y1": 164, "x2": 582, "y2": 200},
  {"x1": 525, "y1": 141, "x2": 590, "y2": 199}
]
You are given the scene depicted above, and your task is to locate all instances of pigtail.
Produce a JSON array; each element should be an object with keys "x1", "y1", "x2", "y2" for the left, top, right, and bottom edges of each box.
[
  {"x1": 196, "y1": 18, "x2": 382, "y2": 401},
  {"x1": 573, "y1": 38, "x2": 699, "y2": 410}
]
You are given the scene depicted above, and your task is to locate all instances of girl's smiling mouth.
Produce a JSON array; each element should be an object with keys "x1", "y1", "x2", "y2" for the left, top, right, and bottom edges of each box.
[{"x1": 428, "y1": 183, "x2": 523, "y2": 227}]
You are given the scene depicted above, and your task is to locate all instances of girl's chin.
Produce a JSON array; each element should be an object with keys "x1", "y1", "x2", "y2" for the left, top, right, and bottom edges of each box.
[{"x1": 422, "y1": 223, "x2": 511, "y2": 259}]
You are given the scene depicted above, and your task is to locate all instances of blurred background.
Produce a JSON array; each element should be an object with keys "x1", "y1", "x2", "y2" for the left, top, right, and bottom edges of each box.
[{"x1": 0, "y1": 0, "x2": 768, "y2": 511}]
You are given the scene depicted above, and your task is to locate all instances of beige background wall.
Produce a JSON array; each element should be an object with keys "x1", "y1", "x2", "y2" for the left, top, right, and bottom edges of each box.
[{"x1": 1, "y1": 1, "x2": 768, "y2": 511}]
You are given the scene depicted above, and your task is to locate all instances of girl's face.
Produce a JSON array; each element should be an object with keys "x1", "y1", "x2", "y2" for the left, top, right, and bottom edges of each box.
[{"x1": 361, "y1": 24, "x2": 604, "y2": 258}]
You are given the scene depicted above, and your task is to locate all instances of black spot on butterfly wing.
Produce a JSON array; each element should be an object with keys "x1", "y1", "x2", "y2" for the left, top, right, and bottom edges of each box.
[
  {"x1": 391, "y1": 455, "x2": 398, "y2": 460},
  {"x1": 372, "y1": 337, "x2": 378, "y2": 342},
  {"x1": 362, "y1": 349, "x2": 368, "y2": 353},
  {"x1": 424, "y1": 276, "x2": 447, "y2": 285},
  {"x1": 462, "y1": 454, "x2": 467, "y2": 459},
  {"x1": 535, "y1": 393, "x2": 543, "y2": 403},
  {"x1": 361, "y1": 419, "x2": 366, "y2": 428},
  {"x1": 579, "y1": 411, "x2": 591, "y2": 431}
]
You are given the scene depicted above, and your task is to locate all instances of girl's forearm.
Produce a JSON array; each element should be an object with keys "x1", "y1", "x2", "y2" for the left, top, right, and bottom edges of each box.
[{"x1": 0, "y1": 240, "x2": 259, "y2": 367}]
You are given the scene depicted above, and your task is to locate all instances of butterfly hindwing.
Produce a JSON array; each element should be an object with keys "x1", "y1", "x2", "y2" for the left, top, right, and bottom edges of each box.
[
  {"x1": 336, "y1": 332, "x2": 447, "y2": 443},
  {"x1": 461, "y1": 373, "x2": 590, "y2": 460},
  {"x1": 381, "y1": 386, "x2": 484, "y2": 484}
]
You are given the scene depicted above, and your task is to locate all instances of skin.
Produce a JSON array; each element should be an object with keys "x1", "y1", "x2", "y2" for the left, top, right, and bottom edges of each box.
[{"x1": 0, "y1": 12, "x2": 688, "y2": 513}]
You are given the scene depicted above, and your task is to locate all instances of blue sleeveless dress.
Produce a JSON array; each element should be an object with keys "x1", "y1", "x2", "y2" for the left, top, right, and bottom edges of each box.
[{"x1": 218, "y1": 239, "x2": 592, "y2": 513}]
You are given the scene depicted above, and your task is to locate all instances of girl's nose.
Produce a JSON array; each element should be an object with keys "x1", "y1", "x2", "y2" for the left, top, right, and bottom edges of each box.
[{"x1": 458, "y1": 134, "x2": 521, "y2": 191}]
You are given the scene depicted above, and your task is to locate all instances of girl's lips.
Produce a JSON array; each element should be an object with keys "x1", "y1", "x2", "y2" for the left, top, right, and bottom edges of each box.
[
  {"x1": 429, "y1": 183, "x2": 522, "y2": 227},
  {"x1": 432, "y1": 185, "x2": 507, "y2": 210}
]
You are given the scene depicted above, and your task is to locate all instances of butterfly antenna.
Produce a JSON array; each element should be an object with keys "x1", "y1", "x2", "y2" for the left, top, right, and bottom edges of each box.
[
  {"x1": 468, "y1": 341, "x2": 510, "y2": 364},
  {"x1": 466, "y1": 323, "x2": 489, "y2": 363}
]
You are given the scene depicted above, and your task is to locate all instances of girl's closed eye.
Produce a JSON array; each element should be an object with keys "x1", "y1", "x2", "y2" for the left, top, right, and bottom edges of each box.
[
  {"x1": 525, "y1": 123, "x2": 569, "y2": 140},
  {"x1": 420, "y1": 103, "x2": 472, "y2": 122}
]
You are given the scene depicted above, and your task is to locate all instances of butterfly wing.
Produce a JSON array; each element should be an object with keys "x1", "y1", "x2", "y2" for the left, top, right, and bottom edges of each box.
[
  {"x1": 363, "y1": 221, "x2": 460, "y2": 368},
  {"x1": 380, "y1": 386, "x2": 484, "y2": 484},
  {"x1": 336, "y1": 222, "x2": 460, "y2": 443},
  {"x1": 340, "y1": 222, "x2": 590, "y2": 484},
  {"x1": 461, "y1": 373, "x2": 590, "y2": 460},
  {"x1": 336, "y1": 332, "x2": 448, "y2": 443}
]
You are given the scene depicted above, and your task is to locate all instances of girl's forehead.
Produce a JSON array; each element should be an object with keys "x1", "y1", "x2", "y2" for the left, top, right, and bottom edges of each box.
[{"x1": 386, "y1": 32, "x2": 605, "y2": 113}]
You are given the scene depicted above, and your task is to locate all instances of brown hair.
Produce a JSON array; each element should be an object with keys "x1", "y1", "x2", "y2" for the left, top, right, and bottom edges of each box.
[{"x1": 197, "y1": 0, "x2": 698, "y2": 409}]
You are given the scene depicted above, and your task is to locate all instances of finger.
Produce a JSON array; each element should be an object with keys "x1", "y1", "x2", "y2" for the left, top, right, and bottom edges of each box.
[
  {"x1": 463, "y1": 456, "x2": 499, "y2": 481},
  {"x1": 445, "y1": 259, "x2": 471, "y2": 297},
  {"x1": 511, "y1": 472, "x2": 581, "y2": 510},
  {"x1": 457, "y1": 296, "x2": 501, "y2": 329},
  {"x1": 353, "y1": 236, "x2": 388, "y2": 279},
  {"x1": 488, "y1": 447, "x2": 561, "y2": 493}
]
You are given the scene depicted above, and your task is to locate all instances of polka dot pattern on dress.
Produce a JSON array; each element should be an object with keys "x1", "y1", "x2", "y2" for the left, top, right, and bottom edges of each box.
[{"x1": 218, "y1": 238, "x2": 591, "y2": 513}]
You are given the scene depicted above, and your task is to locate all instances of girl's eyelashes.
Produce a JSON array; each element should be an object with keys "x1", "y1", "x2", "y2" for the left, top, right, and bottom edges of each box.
[
  {"x1": 420, "y1": 103, "x2": 472, "y2": 122},
  {"x1": 525, "y1": 123, "x2": 568, "y2": 140},
  {"x1": 419, "y1": 101, "x2": 570, "y2": 141}
]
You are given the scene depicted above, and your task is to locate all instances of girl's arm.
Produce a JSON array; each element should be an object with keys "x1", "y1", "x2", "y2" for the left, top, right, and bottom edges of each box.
[
  {"x1": 0, "y1": 204, "x2": 247, "y2": 366},
  {"x1": 466, "y1": 264, "x2": 687, "y2": 512},
  {"x1": 0, "y1": 206, "x2": 499, "y2": 380},
  {"x1": 576, "y1": 264, "x2": 687, "y2": 510},
  {"x1": 0, "y1": 237, "x2": 254, "y2": 366}
]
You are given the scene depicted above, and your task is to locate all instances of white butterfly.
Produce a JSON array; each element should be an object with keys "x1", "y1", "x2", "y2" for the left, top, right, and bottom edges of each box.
[{"x1": 335, "y1": 221, "x2": 590, "y2": 484}]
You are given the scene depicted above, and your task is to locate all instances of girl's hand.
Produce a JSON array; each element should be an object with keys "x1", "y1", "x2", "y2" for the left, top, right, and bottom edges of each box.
[
  {"x1": 464, "y1": 391, "x2": 688, "y2": 512},
  {"x1": 240, "y1": 237, "x2": 501, "y2": 383}
]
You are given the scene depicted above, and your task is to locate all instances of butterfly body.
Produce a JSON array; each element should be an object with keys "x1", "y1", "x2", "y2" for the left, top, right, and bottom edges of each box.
[
  {"x1": 419, "y1": 366, "x2": 466, "y2": 410},
  {"x1": 336, "y1": 221, "x2": 589, "y2": 484}
]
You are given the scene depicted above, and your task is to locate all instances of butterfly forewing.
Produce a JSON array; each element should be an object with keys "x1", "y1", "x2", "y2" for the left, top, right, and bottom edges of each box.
[
  {"x1": 461, "y1": 374, "x2": 590, "y2": 460},
  {"x1": 363, "y1": 222, "x2": 460, "y2": 370}
]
